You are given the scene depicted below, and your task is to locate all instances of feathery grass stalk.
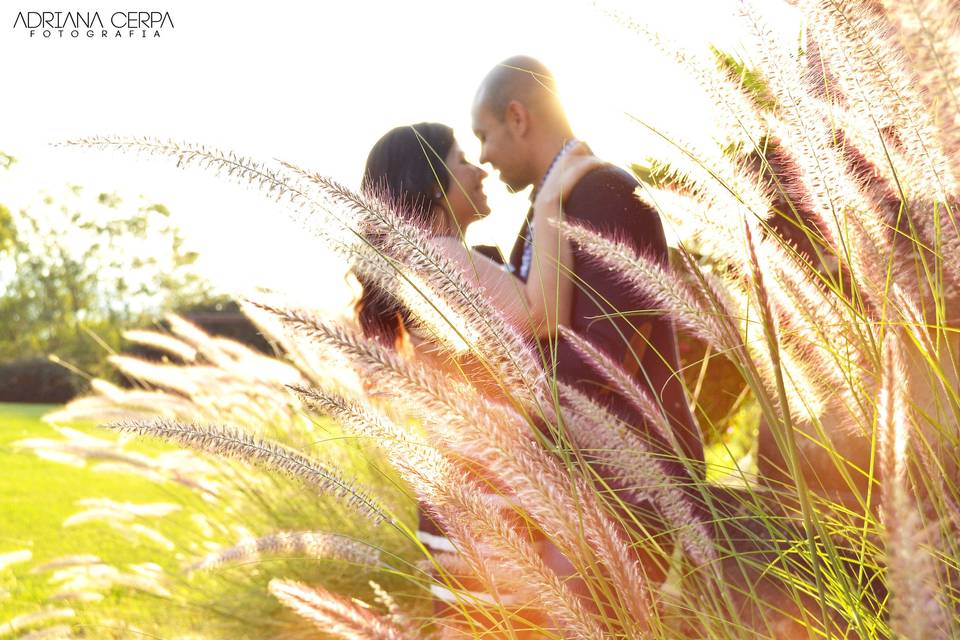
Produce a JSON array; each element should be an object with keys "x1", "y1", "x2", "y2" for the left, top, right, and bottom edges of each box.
[
  {"x1": 559, "y1": 220, "x2": 739, "y2": 351},
  {"x1": 369, "y1": 580, "x2": 413, "y2": 635},
  {"x1": 806, "y1": 1, "x2": 960, "y2": 316},
  {"x1": 293, "y1": 384, "x2": 451, "y2": 491},
  {"x1": 725, "y1": 271, "x2": 832, "y2": 421},
  {"x1": 296, "y1": 385, "x2": 608, "y2": 638},
  {"x1": 557, "y1": 381, "x2": 716, "y2": 568},
  {"x1": 278, "y1": 166, "x2": 549, "y2": 409},
  {"x1": 439, "y1": 482, "x2": 610, "y2": 639},
  {"x1": 558, "y1": 325, "x2": 686, "y2": 461},
  {"x1": 742, "y1": 220, "x2": 844, "y2": 633},
  {"x1": 637, "y1": 169, "x2": 869, "y2": 401},
  {"x1": 880, "y1": 0, "x2": 960, "y2": 172},
  {"x1": 263, "y1": 305, "x2": 528, "y2": 443},
  {"x1": 806, "y1": 0, "x2": 957, "y2": 200},
  {"x1": 187, "y1": 531, "x2": 381, "y2": 573},
  {"x1": 267, "y1": 303, "x2": 652, "y2": 633},
  {"x1": 561, "y1": 220, "x2": 829, "y2": 422},
  {"x1": 298, "y1": 395, "x2": 538, "y2": 614},
  {"x1": 631, "y1": 134, "x2": 875, "y2": 429},
  {"x1": 63, "y1": 138, "x2": 302, "y2": 210},
  {"x1": 103, "y1": 419, "x2": 392, "y2": 526},
  {"x1": 269, "y1": 579, "x2": 411, "y2": 640},
  {"x1": 739, "y1": 0, "x2": 900, "y2": 307},
  {"x1": 122, "y1": 329, "x2": 198, "y2": 362},
  {"x1": 878, "y1": 330, "x2": 949, "y2": 638},
  {"x1": 562, "y1": 212, "x2": 834, "y2": 435},
  {"x1": 0, "y1": 608, "x2": 76, "y2": 636}
]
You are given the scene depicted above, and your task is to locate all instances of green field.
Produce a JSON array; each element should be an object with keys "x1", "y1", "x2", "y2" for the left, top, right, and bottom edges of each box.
[
  {"x1": 0, "y1": 403, "x2": 218, "y2": 636},
  {"x1": 0, "y1": 402, "x2": 422, "y2": 639}
]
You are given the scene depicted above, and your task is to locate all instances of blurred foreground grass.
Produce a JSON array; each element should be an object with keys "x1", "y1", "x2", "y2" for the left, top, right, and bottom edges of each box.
[
  {"x1": 0, "y1": 402, "x2": 422, "y2": 639},
  {"x1": 0, "y1": 402, "x2": 218, "y2": 636},
  {"x1": 0, "y1": 398, "x2": 758, "y2": 638}
]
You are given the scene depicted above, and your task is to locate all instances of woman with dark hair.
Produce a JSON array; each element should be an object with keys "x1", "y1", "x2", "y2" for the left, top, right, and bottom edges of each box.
[
  {"x1": 357, "y1": 121, "x2": 596, "y2": 351},
  {"x1": 356, "y1": 123, "x2": 597, "y2": 634}
]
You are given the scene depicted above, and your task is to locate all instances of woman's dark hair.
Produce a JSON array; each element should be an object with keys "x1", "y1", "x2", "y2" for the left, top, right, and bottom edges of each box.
[{"x1": 356, "y1": 122, "x2": 456, "y2": 346}]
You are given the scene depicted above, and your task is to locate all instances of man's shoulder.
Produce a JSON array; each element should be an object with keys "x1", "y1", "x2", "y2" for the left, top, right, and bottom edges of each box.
[
  {"x1": 564, "y1": 159, "x2": 667, "y2": 258},
  {"x1": 571, "y1": 162, "x2": 639, "y2": 195},
  {"x1": 565, "y1": 161, "x2": 653, "y2": 223}
]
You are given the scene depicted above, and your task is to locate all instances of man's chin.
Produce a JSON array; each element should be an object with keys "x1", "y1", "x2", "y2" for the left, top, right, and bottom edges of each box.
[{"x1": 502, "y1": 178, "x2": 529, "y2": 194}]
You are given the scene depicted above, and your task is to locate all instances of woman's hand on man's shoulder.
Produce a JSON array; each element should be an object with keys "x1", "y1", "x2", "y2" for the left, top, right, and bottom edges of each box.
[{"x1": 539, "y1": 148, "x2": 605, "y2": 205}]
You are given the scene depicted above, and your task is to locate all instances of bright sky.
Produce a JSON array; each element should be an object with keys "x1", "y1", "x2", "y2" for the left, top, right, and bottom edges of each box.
[{"x1": 0, "y1": 0, "x2": 799, "y2": 313}]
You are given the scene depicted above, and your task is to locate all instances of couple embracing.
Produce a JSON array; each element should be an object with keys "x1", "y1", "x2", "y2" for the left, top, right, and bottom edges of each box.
[{"x1": 356, "y1": 55, "x2": 705, "y2": 618}]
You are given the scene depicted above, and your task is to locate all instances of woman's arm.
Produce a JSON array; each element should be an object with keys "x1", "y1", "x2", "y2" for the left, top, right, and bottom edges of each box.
[
  {"x1": 431, "y1": 152, "x2": 603, "y2": 337},
  {"x1": 429, "y1": 235, "x2": 537, "y2": 330},
  {"x1": 525, "y1": 150, "x2": 603, "y2": 336}
]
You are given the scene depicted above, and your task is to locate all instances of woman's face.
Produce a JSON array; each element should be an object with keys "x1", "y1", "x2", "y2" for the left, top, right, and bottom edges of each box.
[{"x1": 441, "y1": 141, "x2": 490, "y2": 229}]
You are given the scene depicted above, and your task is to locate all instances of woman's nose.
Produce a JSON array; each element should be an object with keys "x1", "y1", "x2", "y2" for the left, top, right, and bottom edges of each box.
[{"x1": 476, "y1": 165, "x2": 488, "y2": 180}]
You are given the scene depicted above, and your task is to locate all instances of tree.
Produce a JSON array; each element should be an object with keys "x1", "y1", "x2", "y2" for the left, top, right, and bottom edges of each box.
[{"x1": 0, "y1": 155, "x2": 222, "y2": 385}]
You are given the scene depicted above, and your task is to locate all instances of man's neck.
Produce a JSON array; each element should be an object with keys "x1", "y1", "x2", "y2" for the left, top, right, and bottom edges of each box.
[{"x1": 530, "y1": 134, "x2": 574, "y2": 192}]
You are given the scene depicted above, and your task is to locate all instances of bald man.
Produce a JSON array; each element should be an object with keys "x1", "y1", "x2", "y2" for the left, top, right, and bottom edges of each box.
[{"x1": 472, "y1": 56, "x2": 705, "y2": 579}]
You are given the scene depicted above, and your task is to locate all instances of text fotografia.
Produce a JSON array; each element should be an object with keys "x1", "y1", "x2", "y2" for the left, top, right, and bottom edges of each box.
[{"x1": 13, "y1": 11, "x2": 174, "y2": 38}]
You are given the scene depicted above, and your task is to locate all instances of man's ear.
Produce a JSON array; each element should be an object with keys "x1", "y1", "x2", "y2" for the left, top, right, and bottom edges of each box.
[{"x1": 505, "y1": 100, "x2": 529, "y2": 137}]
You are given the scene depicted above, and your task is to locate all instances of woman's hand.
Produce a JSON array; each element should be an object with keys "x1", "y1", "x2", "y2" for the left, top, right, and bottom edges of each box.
[
  {"x1": 537, "y1": 142, "x2": 604, "y2": 206},
  {"x1": 520, "y1": 143, "x2": 592, "y2": 337}
]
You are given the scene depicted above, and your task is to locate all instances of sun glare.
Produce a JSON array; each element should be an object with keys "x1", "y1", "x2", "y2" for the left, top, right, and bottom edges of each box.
[{"x1": 0, "y1": 0, "x2": 799, "y2": 315}]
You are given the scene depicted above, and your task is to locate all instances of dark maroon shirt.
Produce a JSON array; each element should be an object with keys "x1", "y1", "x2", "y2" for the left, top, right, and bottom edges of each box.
[{"x1": 510, "y1": 165, "x2": 704, "y2": 474}]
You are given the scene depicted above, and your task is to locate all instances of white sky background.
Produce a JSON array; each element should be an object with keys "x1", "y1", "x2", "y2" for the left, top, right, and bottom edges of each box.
[{"x1": 0, "y1": 0, "x2": 799, "y2": 313}]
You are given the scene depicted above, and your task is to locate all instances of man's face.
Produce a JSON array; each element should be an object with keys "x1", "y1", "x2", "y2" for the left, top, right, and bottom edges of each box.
[{"x1": 472, "y1": 101, "x2": 530, "y2": 193}]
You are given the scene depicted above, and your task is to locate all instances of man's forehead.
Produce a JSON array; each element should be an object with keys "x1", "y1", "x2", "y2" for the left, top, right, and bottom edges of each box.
[
  {"x1": 472, "y1": 83, "x2": 500, "y2": 117},
  {"x1": 472, "y1": 82, "x2": 490, "y2": 109},
  {"x1": 471, "y1": 103, "x2": 493, "y2": 130}
]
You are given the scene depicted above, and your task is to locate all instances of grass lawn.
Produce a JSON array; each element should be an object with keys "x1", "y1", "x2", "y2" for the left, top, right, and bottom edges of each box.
[
  {"x1": 0, "y1": 402, "x2": 421, "y2": 639},
  {"x1": 0, "y1": 402, "x2": 236, "y2": 637}
]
